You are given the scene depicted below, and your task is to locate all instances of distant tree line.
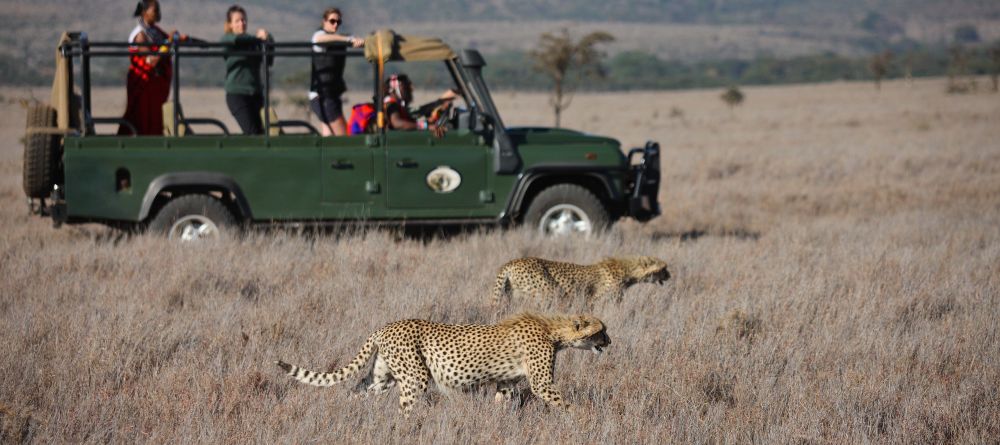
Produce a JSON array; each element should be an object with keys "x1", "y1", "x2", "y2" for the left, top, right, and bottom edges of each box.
[
  {"x1": 481, "y1": 43, "x2": 1000, "y2": 91},
  {"x1": 230, "y1": 0, "x2": 999, "y2": 30},
  {"x1": 3, "y1": 41, "x2": 998, "y2": 92},
  {"x1": 361, "y1": 39, "x2": 1000, "y2": 92}
]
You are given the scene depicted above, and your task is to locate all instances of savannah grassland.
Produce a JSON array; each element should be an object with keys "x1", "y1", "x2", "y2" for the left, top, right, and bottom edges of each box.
[{"x1": 0, "y1": 77, "x2": 999, "y2": 443}]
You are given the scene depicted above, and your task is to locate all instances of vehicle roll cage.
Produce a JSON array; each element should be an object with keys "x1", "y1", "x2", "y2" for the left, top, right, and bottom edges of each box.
[{"x1": 56, "y1": 32, "x2": 497, "y2": 140}]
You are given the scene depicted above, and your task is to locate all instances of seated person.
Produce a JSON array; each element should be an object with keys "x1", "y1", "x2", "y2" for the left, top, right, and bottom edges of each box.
[{"x1": 383, "y1": 73, "x2": 458, "y2": 136}]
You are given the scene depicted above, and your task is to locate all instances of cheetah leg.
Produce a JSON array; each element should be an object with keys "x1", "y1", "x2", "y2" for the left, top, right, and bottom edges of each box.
[
  {"x1": 611, "y1": 287, "x2": 625, "y2": 304},
  {"x1": 526, "y1": 347, "x2": 567, "y2": 409},
  {"x1": 385, "y1": 350, "x2": 430, "y2": 418},
  {"x1": 366, "y1": 355, "x2": 396, "y2": 396},
  {"x1": 528, "y1": 379, "x2": 566, "y2": 409},
  {"x1": 590, "y1": 287, "x2": 623, "y2": 307},
  {"x1": 494, "y1": 380, "x2": 517, "y2": 403},
  {"x1": 396, "y1": 377, "x2": 429, "y2": 417}
]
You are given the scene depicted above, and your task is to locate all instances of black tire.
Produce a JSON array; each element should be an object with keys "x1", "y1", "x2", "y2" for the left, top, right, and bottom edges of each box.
[
  {"x1": 22, "y1": 104, "x2": 60, "y2": 198},
  {"x1": 148, "y1": 195, "x2": 238, "y2": 242},
  {"x1": 523, "y1": 184, "x2": 610, "y2": 237}
]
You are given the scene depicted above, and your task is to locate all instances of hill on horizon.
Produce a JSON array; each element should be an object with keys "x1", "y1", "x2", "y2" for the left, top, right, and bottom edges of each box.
[{"x1": 1, "y1": 0, "x2": 999, "y2": 86}]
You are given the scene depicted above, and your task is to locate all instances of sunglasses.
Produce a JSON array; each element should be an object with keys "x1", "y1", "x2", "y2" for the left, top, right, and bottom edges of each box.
[{"x1": 327, "y1": 18, "x2": 341, "y2": 25}]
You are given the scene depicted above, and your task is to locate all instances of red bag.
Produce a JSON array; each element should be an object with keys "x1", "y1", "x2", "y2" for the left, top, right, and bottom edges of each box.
[{"x1": 347, "y1": 103, "x2": 376, "y2": 135}]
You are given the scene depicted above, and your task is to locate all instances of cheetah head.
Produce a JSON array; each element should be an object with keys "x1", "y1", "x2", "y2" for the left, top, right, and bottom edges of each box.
[
  {"x1": 558, "y1": 315, "x2": 611, "y2": 355},
  {"x1": 627, "y1": 256, "x2": 671, "y2": 285}
]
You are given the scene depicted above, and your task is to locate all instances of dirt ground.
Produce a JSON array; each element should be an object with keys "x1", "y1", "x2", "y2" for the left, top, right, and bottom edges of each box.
[{"x1": 0, "y1": 78, "x2": 997, "y2": 442}]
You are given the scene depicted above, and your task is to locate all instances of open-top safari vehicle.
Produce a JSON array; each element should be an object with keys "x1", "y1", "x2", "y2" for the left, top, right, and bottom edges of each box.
[{"x1": 24, "y1": 30, "x2": 660, "y2": 241}]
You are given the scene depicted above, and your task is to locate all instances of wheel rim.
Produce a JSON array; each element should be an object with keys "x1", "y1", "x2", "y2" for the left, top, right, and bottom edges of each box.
[
  {"x1": 168, "y1": 215, "x2": 220, "y2": 242},
  {"x1": 538, "y1": 204, "x2": 593, "y2": 236}
]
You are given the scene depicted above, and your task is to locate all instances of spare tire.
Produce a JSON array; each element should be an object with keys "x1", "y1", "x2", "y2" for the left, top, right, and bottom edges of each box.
[{"x1": 23, "y1": 104, "x2": 61, "y2": 198}]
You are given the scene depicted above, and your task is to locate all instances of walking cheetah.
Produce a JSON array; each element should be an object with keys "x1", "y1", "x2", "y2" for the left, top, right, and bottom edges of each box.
[
  {"x1": 491, "y1": 256, "x2": 670, "y2": 307},
  {"x1": 275, "y1": 312, "x2": 610, "y2": 417}
]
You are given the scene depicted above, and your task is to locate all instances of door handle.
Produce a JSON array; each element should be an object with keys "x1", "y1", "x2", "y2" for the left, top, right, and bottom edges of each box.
[
  {"x1": 330, "y1": 160, "x2": 354, "y2": 170},
  {"x1": 395, "y1": 159, "x2": 418, "y2": 168}
]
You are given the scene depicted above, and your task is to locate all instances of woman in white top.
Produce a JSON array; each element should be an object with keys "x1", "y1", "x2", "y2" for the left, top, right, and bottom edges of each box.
[{"x1": 309, "y1": 7, "x2": 364, "y2": 136}]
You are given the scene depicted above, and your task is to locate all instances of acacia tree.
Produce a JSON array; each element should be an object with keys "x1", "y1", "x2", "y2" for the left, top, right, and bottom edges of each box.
[
  {"x1": 990, "y1": 43, "x2": 1000, "y2": 92},
  {"x1": 869, "y1": 51, "x2": 892, "y2": 90},
  {"x1": 530, "y1": 28, "x2": 614, "y2": 128},
  {"x1": 720, "y1": 85, "x2": 744, "y2": 114},
  {"x1": 947, "y1": 45, "x2": 971, "y2": 93}
]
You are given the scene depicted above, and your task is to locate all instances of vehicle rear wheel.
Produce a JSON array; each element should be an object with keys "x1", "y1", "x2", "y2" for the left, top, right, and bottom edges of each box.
[
  {"x1": 23, "y1": 104, "x2": 60, "y2": 198},
  {"x1": 149, "y1": 194, "x2": 237, "y2": 242},
  {"x1": 524, "y1": 184, "x2": 609, "y2": 237}
]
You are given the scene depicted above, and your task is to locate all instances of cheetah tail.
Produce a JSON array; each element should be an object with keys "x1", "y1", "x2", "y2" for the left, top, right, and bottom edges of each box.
[
  {"x1": 490, "y1": 268, "x2": 512, "y2": 307},
  {"x1": 275, "y1": 334, "x2": 378, "y2": 388}
]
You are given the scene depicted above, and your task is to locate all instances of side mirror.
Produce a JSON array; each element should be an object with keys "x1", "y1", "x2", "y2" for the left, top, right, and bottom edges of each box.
[
  {"x1": 458, "y1": 107, "x2": 486, "y2": 133},
  {"x1": 473, "y1": 110, "x2": 486, "y2": 132}
]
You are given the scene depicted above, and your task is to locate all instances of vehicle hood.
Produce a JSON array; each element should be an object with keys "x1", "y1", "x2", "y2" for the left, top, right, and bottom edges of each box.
[{"x1": 506, "y1": 127, "x2": 620, "y2": 148}]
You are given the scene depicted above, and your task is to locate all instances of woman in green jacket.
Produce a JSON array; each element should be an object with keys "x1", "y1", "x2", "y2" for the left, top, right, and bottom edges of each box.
[{"x1": 222, "y1": 5, "x2": 271, "y2": 134}]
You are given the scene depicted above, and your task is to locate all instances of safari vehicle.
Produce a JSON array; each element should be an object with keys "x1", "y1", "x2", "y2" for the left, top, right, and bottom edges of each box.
[{"x1": 24, "y1": 30, "x2": 660, "y2": 241}]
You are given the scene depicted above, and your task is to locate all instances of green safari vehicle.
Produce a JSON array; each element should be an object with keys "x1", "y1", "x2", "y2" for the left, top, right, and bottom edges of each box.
[{"x1": 23, "y1": 30, "x2": 660, "y2": 240}]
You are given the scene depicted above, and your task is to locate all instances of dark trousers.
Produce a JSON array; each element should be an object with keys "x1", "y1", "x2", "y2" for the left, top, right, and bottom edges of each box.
[{"x1": 226, "y1": 93, "x2": 263, "y2": 135}]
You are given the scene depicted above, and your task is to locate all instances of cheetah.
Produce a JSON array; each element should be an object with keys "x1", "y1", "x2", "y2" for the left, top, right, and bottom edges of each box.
[
  {"x1": 491, "y1": 256, "x2": 670, "y2": 308},
  {"x1": 275, "y1": 312, "x2": 610, "y2": 417}
]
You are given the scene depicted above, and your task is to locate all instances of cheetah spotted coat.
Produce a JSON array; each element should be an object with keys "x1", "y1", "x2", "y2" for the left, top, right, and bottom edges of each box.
[
  {"x1": 276, "y1": 313, "x2": 610, "y2": 416},
  {"x1": 491, "y1": 256, "x2": 671, "y2": 307}
]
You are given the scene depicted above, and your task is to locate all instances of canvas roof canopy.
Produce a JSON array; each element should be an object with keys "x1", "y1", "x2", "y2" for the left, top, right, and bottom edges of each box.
[
  {"x1": 364, "y1": 29, "x2": 455, "y2": 64},
  {"x1": 51, "y1": 32, "x2": 73, "y2": 131}
]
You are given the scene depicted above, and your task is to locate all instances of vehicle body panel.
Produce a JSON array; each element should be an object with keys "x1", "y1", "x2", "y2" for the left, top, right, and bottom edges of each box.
[
  {"x1": 384, "y1": 129, "x2": 490, "y2": 212},
  {"x1": 65, "y1": 135, "x2": 321, "y2": 220}
]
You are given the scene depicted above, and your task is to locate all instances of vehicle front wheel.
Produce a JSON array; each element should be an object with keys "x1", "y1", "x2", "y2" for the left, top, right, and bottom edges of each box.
[
  {"x1": 148, "y1": 194, "x2": 237, "y2": 242},
  {"x1": 524, "y1": 184, "x2": 610, "y2": 237}
]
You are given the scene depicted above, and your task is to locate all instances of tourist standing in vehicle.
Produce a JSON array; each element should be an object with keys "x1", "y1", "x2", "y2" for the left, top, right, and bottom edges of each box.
[
  {"x1": 310, "y1": 7, "x2": 364, "y2": 136},
  {"x1": 383, "y1": 73, "x2": 458, "y2": 137},
  {"x1": 222, "y1": 5, "x2": 271, "y2": 135},
  {"x1": 119, "y1": 0, "x2": 187, "y2": 136}
]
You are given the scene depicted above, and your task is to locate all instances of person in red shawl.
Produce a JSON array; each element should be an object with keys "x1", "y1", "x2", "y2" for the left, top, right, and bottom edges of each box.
[{"x1": 119, "y1": 0, "x2": 186, "y2": 136}]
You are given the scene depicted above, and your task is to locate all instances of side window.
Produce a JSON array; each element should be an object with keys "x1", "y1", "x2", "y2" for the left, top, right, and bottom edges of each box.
[
  {"x1": 383, "y1": 61, "x2": 469, "y2": 132},
  {"x1": 384, "y1": 61, "x2": 466, "y2": 110}
]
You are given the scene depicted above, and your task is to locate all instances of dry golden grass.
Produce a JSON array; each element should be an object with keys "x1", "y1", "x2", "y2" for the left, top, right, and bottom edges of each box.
[{"x1": 0, "y1": 77, "x2": 998, "y2": 442}]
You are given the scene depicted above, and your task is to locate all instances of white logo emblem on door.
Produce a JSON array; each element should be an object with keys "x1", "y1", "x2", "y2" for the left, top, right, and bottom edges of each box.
[{"x1": 426, "y1": 166, "x2": 462, "y2": 193}]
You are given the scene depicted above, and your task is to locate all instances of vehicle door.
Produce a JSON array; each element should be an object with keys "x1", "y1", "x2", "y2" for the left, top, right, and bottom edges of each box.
[
  {"x1": 384, "y1": 129, "x2": 489, "y2": 211},
  {"x1": 320, "y1": 133, "x2": 378, "y2": 218}
]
